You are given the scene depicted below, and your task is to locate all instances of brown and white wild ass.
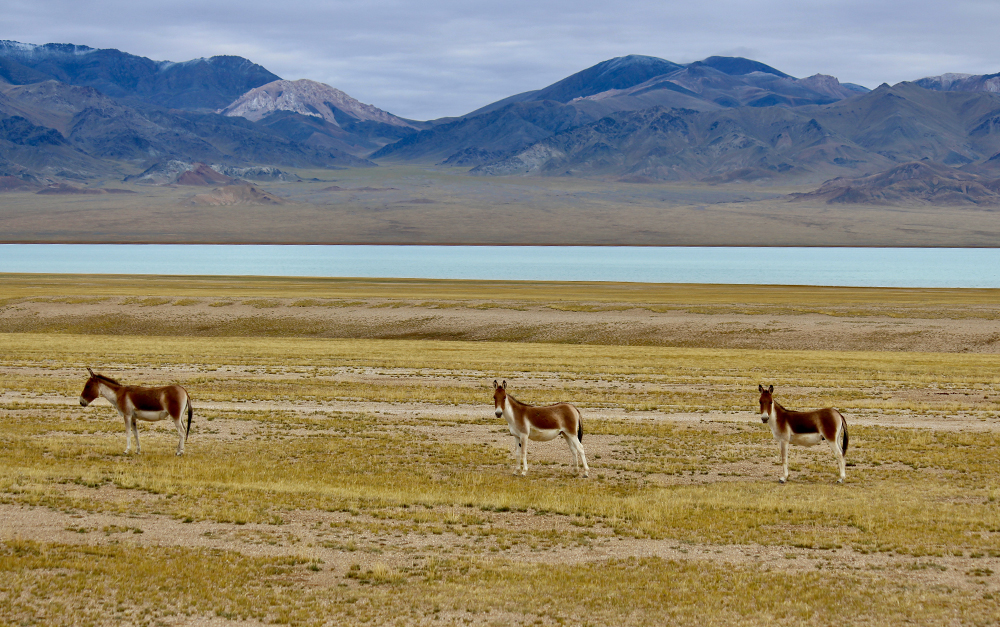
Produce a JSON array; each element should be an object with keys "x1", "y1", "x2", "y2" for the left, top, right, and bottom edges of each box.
[
  {"x1": 80, "y1": 368, "x2": 193, "y2": 455},
  {"x1": 758, "y1": 384, "x2": 849, "y2": 483},
  {"x1": 493, "y1": 380, "x2": 589, "y2": 477}
]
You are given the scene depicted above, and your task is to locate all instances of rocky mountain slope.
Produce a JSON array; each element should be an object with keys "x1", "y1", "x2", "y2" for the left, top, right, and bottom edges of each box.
[
  {"x1": 0, "y1": 78, "x2": 373, "y2": 179},
  {"x1": 221, "y1": 79, "x2": 414, "y2": 128},
  {"x1": 468, "y1": 82, "x2": 1000, "y2": 185},
  {"x1": 124, "y1": 160, "x2": 300, "y2": 185},
  {"x1": 0, "y1": 40, "x2": 278, "y2": 111},
  {"x1": 221, "y1": 79, "x2": 422, "y2": 154},
  {"x1": 374, "y1": 54, "x2": 873, "y2": 167},
  {"x1": 0, "y1": 41, "x2": 393, "y2": 181},
  {"x1": 790, "y1": 160, "x2": 1000, "y2": 205},
  {"x1": 915, "y1": 72, "x2": 1000, "y2": 94},
  {"x1": 371, "y1": 100, "x2": 595, "y2": 164}
]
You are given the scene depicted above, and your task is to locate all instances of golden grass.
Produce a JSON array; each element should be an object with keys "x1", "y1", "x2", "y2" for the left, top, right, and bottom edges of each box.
[
  {"x1": 4, "y1": 273, "x2": 1000, "y2": 308},
  {"x1": 2, "y1": 403, "x2": 1000, "y2": 624},
  {"x1": 2, "y1": 335, "x2": 1000, "y2": 553},
  {"x1": 3, "y1": 333, "x2": 999, "y2": 414},
  {"x1": 3, "y1": 277, "x2": 1000, "y2": 624},
  {"x1": 0, "y1": 538, "x2": 314, "y2": 626},
  {"x1": 2, "y1": 539, "x2": 994, "y2": 626}
]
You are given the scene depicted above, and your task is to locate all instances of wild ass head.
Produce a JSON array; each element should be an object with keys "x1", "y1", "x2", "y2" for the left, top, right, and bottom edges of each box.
[
  {"x1": 493, "y1": 380, "x2": 508, "y2": 418},
  {"x1": 758, "y1": 384, "x2": 774, "y2": 423},
  {"x1": 80, "y1": 367, "x2": 100, "y2": 407}
]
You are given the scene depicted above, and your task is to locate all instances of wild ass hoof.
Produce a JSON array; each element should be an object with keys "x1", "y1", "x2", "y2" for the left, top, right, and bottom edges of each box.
[
  {"x1": 778, "y1": 478, "x2": 786, "y2": 484},
  {"x1": 837, "y1": 478, "x2": 844, "y2": 484}
]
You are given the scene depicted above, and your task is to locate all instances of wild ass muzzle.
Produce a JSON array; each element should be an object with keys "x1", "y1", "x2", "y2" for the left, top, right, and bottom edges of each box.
[
  {"x1": 80, "y1": 368, "x2": 193, "y2": 455},
  {"x1": 493, "y1": 380, "x2": 589, "y2": 477},
  {"x1": 758, "y1": 384, "x2": 848, "y2": 483}
]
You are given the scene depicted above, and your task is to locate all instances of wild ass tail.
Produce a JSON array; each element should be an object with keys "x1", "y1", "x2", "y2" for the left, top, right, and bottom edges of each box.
[
  {"x1": 186, "y1": 400, "x2": 193, "y2": 442},
  {"x1": 577, "y1": 410, "x2": 583, "y2": 443},
  {"x1": 841, "y1": 415, "x2": 849, "y2": 456}
]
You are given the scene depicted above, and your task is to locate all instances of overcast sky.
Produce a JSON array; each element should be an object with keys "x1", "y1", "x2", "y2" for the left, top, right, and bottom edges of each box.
[{"x1": 5, "y1": 0, "x2": 1000, "y2": 120}]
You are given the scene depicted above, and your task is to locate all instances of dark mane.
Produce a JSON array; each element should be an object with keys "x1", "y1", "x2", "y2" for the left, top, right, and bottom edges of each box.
[{"x1": 92, "y1": 372, "x2": 122, "y2": 386}]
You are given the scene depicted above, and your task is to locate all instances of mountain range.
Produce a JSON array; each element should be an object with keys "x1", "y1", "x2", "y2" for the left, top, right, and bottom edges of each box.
[
  {"x1": 467, "y1": 83, "x2": 1000, "y2": 187},
  {"x1": 4, "y1": 39, "x2": 1000, "y2": 202}
]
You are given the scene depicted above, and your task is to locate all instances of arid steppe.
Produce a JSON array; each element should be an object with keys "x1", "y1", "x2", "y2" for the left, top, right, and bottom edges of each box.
[
  {"x1": 5, "y1": 165, "x2": 1000, "y2": 246},
  {"x1": 2, "y1": 275, "x2": 1000, "y2": 626}
]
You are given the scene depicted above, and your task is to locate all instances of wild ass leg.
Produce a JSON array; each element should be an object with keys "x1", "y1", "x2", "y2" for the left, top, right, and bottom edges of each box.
[
  {"x1": 130, "y1": 413, "x2": 142, "y2": 454},
  {"x1": 122, "y1": 413, "x2": 134, "y2": 454},
  {"x1": 510, "y1": 437, "x2": 521, "y2": 475},
  {"x1": 574, "y1": 436, "x2": 589, "y2": 478},
  {"x1": 779, "y1": 440, "x2": 789, "y2": 483},
  {"x1": 122, "y1": 414, "x2": 139, "y2": 455},
  {"x1": 173, "y1": 416, "x2": 186, "y2": 456},
  {"x1": 829, "y1": 430, "x2": 846, "y2": 483},
  {"x1": 562, "y1": 433, "x2": 590, "y2": 478},
  {"x1": 562, "y1": 433, "x2": 579, "y2": 473},
  {"x1": 518, "y1": 434, "x2": 529, "y2": 476}
]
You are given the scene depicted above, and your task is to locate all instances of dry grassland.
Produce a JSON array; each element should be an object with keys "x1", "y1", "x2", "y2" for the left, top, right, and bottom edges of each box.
[{"x1": 1, "y1": 275, "x2": 1000, "y2": 626}]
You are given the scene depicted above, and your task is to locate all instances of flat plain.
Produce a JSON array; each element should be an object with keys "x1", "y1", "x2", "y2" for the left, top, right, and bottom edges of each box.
[
  {"x1": 4, "y1": 165, "x2": 1000, "y2": 245},
  {"x1": 2, "y1": 274, "x2": 1000, "y2": 626}
]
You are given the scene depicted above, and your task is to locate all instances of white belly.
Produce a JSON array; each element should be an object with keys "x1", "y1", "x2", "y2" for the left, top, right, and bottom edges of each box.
[
  {"x1": 134, "y1": 409, "x2": 170, "y2": 422},
  {"x1": 528, "y1": 427, "x2": 562, "y2": 442},
  {"x1": 789, "y1": 432, "x2": 824, "y2": 446}
]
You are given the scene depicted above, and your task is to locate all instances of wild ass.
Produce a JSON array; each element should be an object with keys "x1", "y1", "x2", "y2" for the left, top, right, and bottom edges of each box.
[
  {"x1": 758, "y1": 384, "x2": 849, "y2": 483},
  {"x1": 80, "y1": 368, "x2": 193, "y2": 455},
  {"x1": 493, "y1": 380, "x2": 589, "y2": 477}
]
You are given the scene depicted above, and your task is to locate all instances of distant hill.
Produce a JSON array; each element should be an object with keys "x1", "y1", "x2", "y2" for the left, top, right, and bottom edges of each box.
[
  {"x1": 184, "y1": 184, "x2": 284, "y2": 206},
  {"x1": 791, "y1": 161, "x2": 1000, "y2": 205},
  {"x1": 915, "y1": 72, "x2": 1000, "y2": 95},
  {"x1": 0, "y1": 40, "x2": 380, "y2": 179},
  {"x1": 0, "y1": 78, "x2": 374, "y2": 179},
  {"x1": 370, "y1": 100, "x2": 596, "y2": 164},
  {"x1": 0, "y1": 40, "x2": 279, "y2": 111},
  {"x1": 808, "y1": 82, "x2": 1000, "y2": 165},
  {"x1": 468, "y1": 82, "x2": 1000, "y2": 183},
  {"x1": 380, "y1": 54, "x2": 872, "y2": 167},
  {"x1": 125, "y1": 160, "x2": 301, "y2": 185},
  {"x1": 221, "y1": 79, "x2": 415, "y2": 127},
  {"x1": 221, "y1": 79, "x2": 422, "y2": 153},
  {"x1": 464, "y1": 55, "x2": 867, "y2": 119},
  {"x1": 0, "y1": 109, "x2": 106, "y2": 179},
  {"x1": 468, "y1": 106, "x2": 882, "y2": 182}
]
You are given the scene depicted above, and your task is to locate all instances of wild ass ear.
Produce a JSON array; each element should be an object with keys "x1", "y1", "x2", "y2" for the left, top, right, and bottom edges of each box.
[
  {"x1": 502, "y1": 380, "x2": 507, "y2": 389},
  {"x1": 768, "y1": 385, "x2": 774, "y2": 393},
  {"x1": 758, "y1": 384, "x2": 764, "y2": 393},
  {"x1": 87, "y1": 367, "x2": 94, "y2": 376},
  {"x1": 493, "y1": 380, "x2": 498, "y2": 389}
]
